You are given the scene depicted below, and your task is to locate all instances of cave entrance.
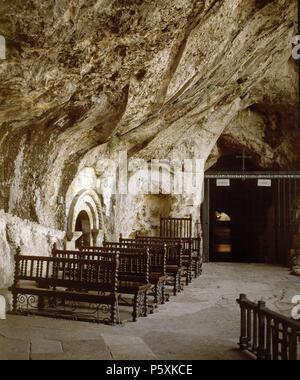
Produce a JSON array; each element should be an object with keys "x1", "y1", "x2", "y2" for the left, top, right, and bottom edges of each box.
[
  {"x1": 75, "y1": 210, "x2": 91, "y2": 248},
  {"x1": 202, "y1": 155, "x2": 300, "y2": 265}
]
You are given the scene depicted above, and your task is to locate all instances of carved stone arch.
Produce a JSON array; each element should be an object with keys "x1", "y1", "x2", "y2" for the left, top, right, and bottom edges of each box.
[{"x1": 66, "y1": 189, "x2": 104, "y2": 248}]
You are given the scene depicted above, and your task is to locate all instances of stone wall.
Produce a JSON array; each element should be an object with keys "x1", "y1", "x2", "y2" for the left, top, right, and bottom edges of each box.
[{"x1": 0, "y1": 211, "x2": 64, "y2": 288}]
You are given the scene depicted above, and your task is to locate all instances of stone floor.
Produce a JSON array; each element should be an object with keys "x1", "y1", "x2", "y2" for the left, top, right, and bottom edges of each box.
[{"x1": 0, "y1": 263, "x2": 299, "y2": 360}]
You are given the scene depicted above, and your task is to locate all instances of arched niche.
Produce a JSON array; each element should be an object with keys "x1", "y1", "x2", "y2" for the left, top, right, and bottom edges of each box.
[{"x1": 66, "y1": 189, "x2": 104, "y2": 249}]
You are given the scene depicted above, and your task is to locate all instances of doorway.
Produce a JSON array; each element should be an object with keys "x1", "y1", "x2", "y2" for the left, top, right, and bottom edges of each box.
[
  {"x1": 75, "y1": 210, "x2": 91, "y2": 248},
  {"x1": 202, "y1": 174, "x2": 299, "y2": 265},
  {"x1": 209, "y1": 178, "x2": 273, "y2": 263}
]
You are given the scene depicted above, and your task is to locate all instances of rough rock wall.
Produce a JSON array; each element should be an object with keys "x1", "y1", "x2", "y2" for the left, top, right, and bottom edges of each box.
[
  {"x1": 0, "y1": 0, "x2": 299, "y2": 283},
  {"x1": 0, "y1": 0, "x2": 298, "y2": 226},
  {"x1": 0, "y1": 211, "x2": 64, "y2": 288}
]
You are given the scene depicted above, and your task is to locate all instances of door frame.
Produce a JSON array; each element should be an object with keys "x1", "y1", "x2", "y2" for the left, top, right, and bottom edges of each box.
[{"x1": 202, "y1": 171, "x2": 300, "y2": 264}]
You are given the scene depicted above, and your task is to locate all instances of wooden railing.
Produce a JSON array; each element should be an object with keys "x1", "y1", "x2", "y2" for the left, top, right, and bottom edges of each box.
[{"x1": 237, "y1": 294, "x2": 300, "y2": 360}]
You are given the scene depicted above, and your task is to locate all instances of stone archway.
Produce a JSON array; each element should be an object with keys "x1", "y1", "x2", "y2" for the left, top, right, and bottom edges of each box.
[{"x1": 66, "y1": 189, "x2": 104, "y2": 249}]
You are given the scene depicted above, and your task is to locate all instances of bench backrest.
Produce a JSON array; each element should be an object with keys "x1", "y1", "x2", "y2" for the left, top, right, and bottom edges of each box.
[
  {"x1": 74, "y1": 246, "x2": 149, "y2": 284},
  {"x1": 136, "y1": 235, "x2": 192, "y2": 254},
  {"x1": 133, "y1": 236, "x2": 183, "y2": 266},
  {"x1": 103, "y1": 241, "x2": 166, "y2": 276},
  {"x1": 134, "y1": 235, "x2": 200, "y2": 251},
  {"x1": 13, "y1": 250, "x2": 119, "y2": 293},
  {"x1": 53, "y1": 249, "x2": 104, "y2": 262},
  {"x1": 160, "y1": 215, "x2": 192, "y2": 238}
]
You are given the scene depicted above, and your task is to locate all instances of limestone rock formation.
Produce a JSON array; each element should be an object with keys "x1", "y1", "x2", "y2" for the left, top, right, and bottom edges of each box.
[
  {"x1": 0, "y1": 0, "x2": 299, "y2": 285},
  {"x1": 0, "y1": 211, "x2": 64, "y2": 287}
]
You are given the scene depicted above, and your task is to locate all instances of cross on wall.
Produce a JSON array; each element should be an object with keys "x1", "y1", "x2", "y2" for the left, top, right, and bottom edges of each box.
[{"x1": 236, "y1": 148, "x2": 252, "y2": 172}]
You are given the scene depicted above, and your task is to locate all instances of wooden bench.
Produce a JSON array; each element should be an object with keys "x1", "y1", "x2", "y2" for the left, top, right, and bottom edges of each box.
[
  {"x1": 74, "y1": 246, "x2": 151, "y2": 322},
  {"x1": 237, "y1": 294, "x2": 300, "y2": 360},
  {"x1": 160, "y1": 215, "x2": 202, "y2": 278},
  {"x1": 9, "y1": 248, "x2": 119, "y2": 324},
  {"x1": 104, "y1": 241, "x2": 167, "y2": 309},
  {"x1": 160, "y1": 215, "x2": 193, "y2": 238},
  {"x1": 135, "y1": 235, "x2": 192, "y2": 288},
  {"x1": 117, "y1": 237, "x2": 179, "y2": 298},
  {"x1": 130, "y1": 236, "x2": 184, "y2": 296}
]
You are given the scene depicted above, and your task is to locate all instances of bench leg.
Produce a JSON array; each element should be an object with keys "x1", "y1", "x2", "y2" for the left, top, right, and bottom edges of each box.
[
  {"x1": 153, "y1": 284, "x2": 158, "y2": 306},
  {"x1": 199, "y1": 261, "x2": 203, "y2": 275},
  {"x1": 157, "y1": 282, "x2": 164, "y2": 305},
  {"x1": 176, "y1": 273, "x2": 183, "y2": 295},
  {"x1": 111, "y1": 301, "x2": 117, "y2": 325},
  {"x1": 161, "y1": 284, "x2": 166, "y2": 304},
  {"x1": 173, "y1": 274, "x2": 177, "y2": 296},
  {"x1": 185, "y1": 267, "x2": 190, "y2": 286},
  {"x1": 143, "y1": 293, "x2": 148, "y2": 317},
  {"x1": 188, "y1": 265, "x2": 193, "y2": 283},
  {"x1": 38, "y1": 296, "x2": 45, "y2": 310},
  {"x1": 152, "y1": 283, "x2": 164, "y2": 307},
  {"x1": 12, "y1": 292, "x2": 18, "y2": 313},
  {"x1": 147, "y1": 286, "x2": 156, "y2": 315},
  {"x1": 132, "y1": 292, "x2": 147, "y2": 321},
  {"x1": 48, "y1": 296, "x2": 57, "y2": 308},
  {"x1": 132, "y1": 293, "x2": 139, "y2": 322},
  {"x1": 194, "y1": 260, "x2": 199, "y2": 278}
]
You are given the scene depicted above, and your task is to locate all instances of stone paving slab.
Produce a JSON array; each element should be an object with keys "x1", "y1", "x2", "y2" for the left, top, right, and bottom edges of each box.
[
  {"x1": 102, "y1": 334, "x2": 157, "y2": 360},
  {"x1": 0, "y1": 316, "x2": 106, "y2": 342},
  {"x1": 0, "y1": 336, "x2": 30, "y2": 360},
  {"x1": 31, "y1": 338, "x2": 63, "y2": 355},
  {"x1": 143, "y1": 330, "x2": 249, "y2": 360},
  {"x1": 31, "y1": 339, "x2": 111, "y2": 360},
  {"x1": 62, "y1": 339, "x2": 112, "y2": 360}
]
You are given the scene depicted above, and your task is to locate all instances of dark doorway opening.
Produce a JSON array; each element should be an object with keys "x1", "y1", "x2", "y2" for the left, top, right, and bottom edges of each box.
[
  {"x1": 202, "y1": 155, "x2": 299, "y2": 265},
  {"x1": 75, "y1": 210, "x2": 91, "y2": 248},
  {"x1": 209, "y1": 178, "x2": 274, "y2": 263}
]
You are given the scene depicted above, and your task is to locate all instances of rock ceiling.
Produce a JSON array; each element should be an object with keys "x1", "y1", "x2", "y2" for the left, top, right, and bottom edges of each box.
[{"x1": 0, "y1": 0, "x2": 299, "y2": 228}]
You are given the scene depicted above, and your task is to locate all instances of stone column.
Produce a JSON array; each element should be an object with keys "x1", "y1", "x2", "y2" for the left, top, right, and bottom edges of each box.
[
  {"x1": 92, "y1": 229, "x2": 99, "y2": 246},
  {"x1": 65, "y1": 231, "x2": 83, "y2": 250}
]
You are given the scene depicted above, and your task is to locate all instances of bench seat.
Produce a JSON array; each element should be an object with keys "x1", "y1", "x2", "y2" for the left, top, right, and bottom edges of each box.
[
  {"x1": 118, "y1": 282, "x2": 151, "y2": 293},
  {"x1": 150, "y1": 273, "x2": 167, "y2": 283},
  {"x1": 166, "y1": 265, "x2": 184, "y2": 273}
]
